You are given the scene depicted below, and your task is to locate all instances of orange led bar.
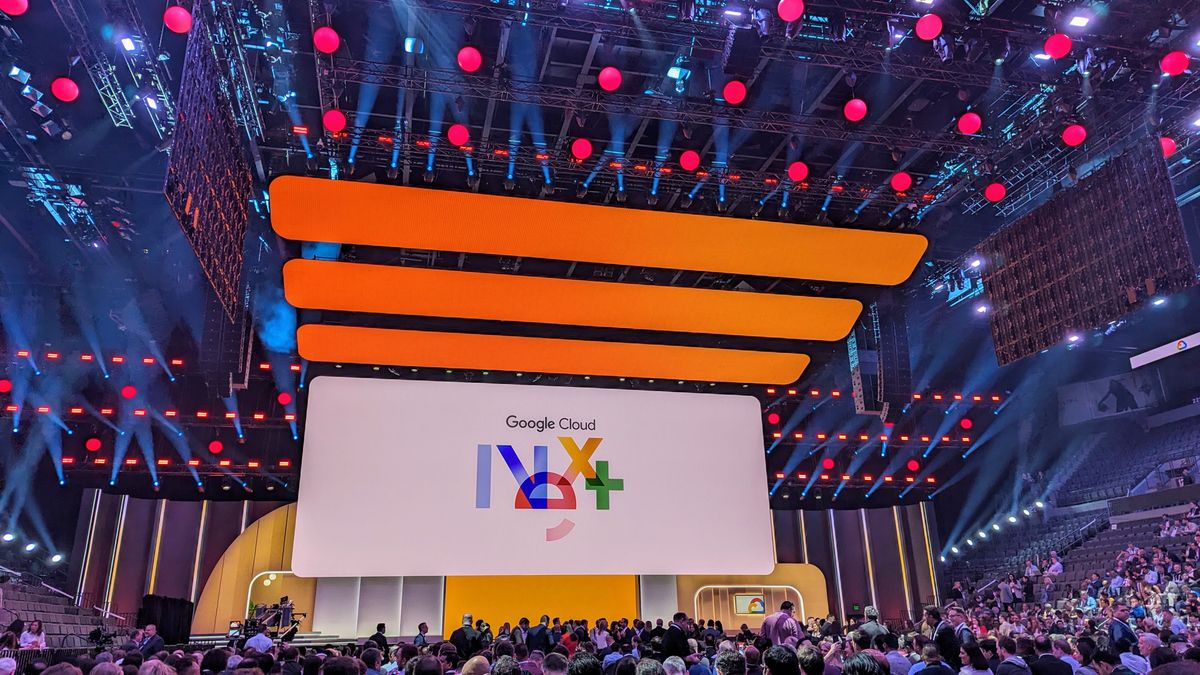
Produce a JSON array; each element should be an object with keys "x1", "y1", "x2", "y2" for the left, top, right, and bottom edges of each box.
[
  {"x1": 283, "y1": 260, "x2": 862, "y2": 341},
  {"x1": 270, "y1": 177, "x2": 928, "y2": 286},
  {"x1": 297, "y1": 324, "x2": 809, "y2": 384}
]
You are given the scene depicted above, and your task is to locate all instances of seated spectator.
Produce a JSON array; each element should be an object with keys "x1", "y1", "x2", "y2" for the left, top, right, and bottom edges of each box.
[{"x1": 19, "y1": 621, "x2": 46, "y2": 649}]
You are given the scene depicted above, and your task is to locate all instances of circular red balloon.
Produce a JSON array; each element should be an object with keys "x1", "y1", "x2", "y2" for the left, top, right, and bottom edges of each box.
[
  {"x1": 208, "y1": 440, "x2": 224, "y2": 454},
  {"x1": 1044, "y1": 33, "x2": 1072, "y2": 60},
  {"x1": 598, "y1": 66, "x2": 622, "y2": 92},
  {"x1": 51, "y1": 77, "x2": 80, "y2": 103},
  {"x1": 1062, "y1": 124, "x2": 1087, "y2": 147},
  {"x1": 85, "y1": 438, "x2": 102, "y2": 452},
  {"x1": 680, "y1": 149, "x2": 701, "y2": 172},
  {"x1": 120, "y1": 385, "x2": 137, "y2": 400},
  {"x1": 570, "y1": 138, "x2": 593, "y2": 160},
  {"x1": 0, "y1": 379, "x2": 10, "y2": 393},
  {"x1": 723, "y1": 80, "x2": 747, "y2": 105},
  {"x1": 906, "y1": 459, "x2": 920, "y2": 472},
  {"x1": 767, "y1": 412, "x2": 781, "y2": 425},
  {"x1": 277, "y1": 392, "x2": 293, "y2": 406},
  {"x1": 957, "y1": 111, "x2": 982, "y2": 135},
  {"x1": 777, "y1": 0, "x2": 804, "y2": 22},
  {"x1": 163, "y1": 5, "x2": 192, "y2": 34},
  {"x1": 447, "y1": 123, "x2": 469, "y2": 147},
  {"x1": 457, "y1": 46, "x2": 482, "y2": 73},
  {"x1": 821, "y1": 457, "x2": 836, "y2": 470},
  {"x1": 915, "y1": 14, "x2": 943, "y2": 41},
  {"x1": 890, "y1": 171, "x2": 913, "y2": 192},
  {"x1": 1161, "y1": 136, "x2": 1178, "y2": 158},
  {"x1": 0, "y1": 0, "x2": 28, "y2": 16},
  {"x1": 787, "y1": 161, "x2": 809, "y2": 183},
  {"x1": 1162, "y1": 50, "x2": 1190, "y2": 77},
  {"x1": 322, "y1": 109, "x2": 347, "y2": 133},
  {"x1": 313, "y1": 26, "x2": 340, "y2": 54},
  {"x1": 844, "y1": 98, "x2": 868, "y2": 122},
  {"x1": 984, "y1": 182, "x2": 1007, "y2": 202},
  {"x1": 960, "y1": 418, "x2": 974, "y2": 430}
]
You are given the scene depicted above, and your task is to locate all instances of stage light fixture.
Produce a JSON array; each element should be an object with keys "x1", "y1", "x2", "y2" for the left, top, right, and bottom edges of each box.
[
  {"x1": 975, "y1": 304, "x2": 989, "y2": 314},
  {"x1": 1068, "y1": 14, "x2": 1090, "y2": 27},
  {"x1": 992, "y1": 523, "x2": 1000, "y2": 531},
  {"x1": 1035, "y1": 500, "x2": 1045, "y2": 509},
  {"x1": 120, "y1": 37, "x2": 137, "y2": 52},
  {"x1": 50, "y1": 553, "x2": 63, "y2": 564},
  {"x1": 951, "y1": 546, "x2": 959, "y2": 554},
  {"x1": 1152, "y1": 297, "x2": 1166, "y2": 306},
  {"x1": 939, "y1": 555, "x2": 946, "y2": 562},
  {"x1": 23, "y1": 543, "x2": 36, "y2": 552},
  {"x1": 1, "y1": 533, "x2": 13, "y2": 543},
  {"x1": 1007, "y1": 515, "x2": 1017, "y2": 523},
  {"x1": 1067, "y1": 334, "x2": 1081, "y2": 343}
]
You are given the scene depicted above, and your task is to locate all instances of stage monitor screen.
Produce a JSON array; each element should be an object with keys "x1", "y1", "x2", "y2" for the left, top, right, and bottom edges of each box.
[{"x1": 292, "y1": 377, "x2": 775, "y2": 577}]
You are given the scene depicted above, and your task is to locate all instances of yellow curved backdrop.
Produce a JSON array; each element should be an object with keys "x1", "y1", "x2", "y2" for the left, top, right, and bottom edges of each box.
[
  {"x1": 192, "y1": 504, "x2": 315, "y2": 634},
  {"x1": 676, "y1": 564, "x2": 830, "y2": 630}
]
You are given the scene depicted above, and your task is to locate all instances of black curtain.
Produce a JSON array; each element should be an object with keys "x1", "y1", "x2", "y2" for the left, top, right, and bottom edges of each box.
[{"x1": 137, "y1": 595, "x2": 194, "y2": 646}]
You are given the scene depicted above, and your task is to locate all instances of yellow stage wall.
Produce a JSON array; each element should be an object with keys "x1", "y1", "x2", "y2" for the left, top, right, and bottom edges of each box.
[
  {"x1": 443, "y1": 575, "x2": 639, "y2": 638},
  {"x1": 192, "y1": 504, "x2": 315, "y2": 635}
]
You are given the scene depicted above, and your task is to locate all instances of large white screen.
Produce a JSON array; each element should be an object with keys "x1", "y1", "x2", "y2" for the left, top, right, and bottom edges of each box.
[{"x1": 293, "y1": 377, "x2": 775, "y2": 577}]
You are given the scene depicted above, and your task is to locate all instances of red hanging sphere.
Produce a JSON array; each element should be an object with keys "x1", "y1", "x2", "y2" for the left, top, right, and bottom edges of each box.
[
  {"x1": 787, "y1": 161, "x2": 809, "y2": 183},
  {"x1": 322, "y1": 109, "x2": 347, "y2": 133},
  {"x1": 915, "y1": 14, "x2": 943, "y2": 41},
  {"x1": 277, "y1": 392, "x2": 293, "y2": 406},
  {"x1": 960, "y1": 418, "x2": 974, "y2": 430},
  {"x1": 1062, "y1": 124, "x2": 1087, "y2": 147},
  {"x1": 598, "y1": 66, "x2": 622, "y2": 92},
  {"x1": 957, "y1": 111, "x2": 982, "y2": 135},
  {"x1": 570, "y1": 138, "x2": 593, "y2": 160},
  {"x1": 1044, "y1": 33, "x2": 1072, "y2": 60},
  {"x1": 723, "y1": 80, "x2": 747, "y2": 105},
  {"x1": 843, "y1": 98, "x2": 868, "y2": 122},
  {"x1": 890, "y1": 171, "x2": 913, "y2": 192},
  {"x1": 208, "y1": 440, "x2": 224, "y2": 454},
  {"x1": 1161, "y1": 136, "x2": 1178, "y2": 158},
  {"x1": 906, "y1": 459, "x2": 920, "y2": 472},
  {"x1": 822, "y1": 457, "x2": 836, "y2": 470},
  {"x1": 984, "y1": 182, "x2": 1007, "y2": 202},
  {"x1": 163, "y1": 5, "x2": 193, "y2": 34},
  {"x1": 0, "y1": 0, "x2": 28, "y2": 16},
  {"x1": 776, "y1": 0, "x2": 804, "y2": 22},
  {"x1": 457, "y1": 46, "x2": 482, "y2": 73},
  {"x1": 313, "y1": 26, "x2": 340, "y2": 54},
  {"x1": 85, "y1": 438, "x2": 102, "y2": 452},
  {"x1": 51, "y1": 77, "x2": 80, "y2": 103},
  {"x1": 447, "y1": 123, "x2": 469, "y2": 147},
  {"x1": 1162, "y1": 51, "x2": 1190, "y2": 77},
  {"x1": 767, "y1": 413, "x2": 781, "y2": 425},
  {"x1": 680, "y1": 149, "x2": 701, "y2": 172},
  {"x1": 120, "y1": 385, "x2": 137, "y2": 399},
  {"x1": 0, "y1": 379, "x2": 10, "y2": 394}
]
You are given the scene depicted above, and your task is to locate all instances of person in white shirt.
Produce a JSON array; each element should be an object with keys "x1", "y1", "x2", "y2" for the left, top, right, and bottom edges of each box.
[
  {"x1": 1025, "y1": 561, "x2": 1040, "y2": 578},
  {"x1": 245, "y1": 625, "x2": 274, "y2": 652},
  {"x1": 18, "y1": 620, "x2": 45, "y2": 649}
]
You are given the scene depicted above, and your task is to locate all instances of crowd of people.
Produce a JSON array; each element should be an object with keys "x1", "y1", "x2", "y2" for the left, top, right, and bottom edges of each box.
[{"x1": 2, "y1": 591, "x2": 1197, "y2": 675}]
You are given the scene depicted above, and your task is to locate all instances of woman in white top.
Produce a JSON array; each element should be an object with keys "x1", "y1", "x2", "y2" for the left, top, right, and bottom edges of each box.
[
  {"x1": 589, "y1": 618, "x2": 610, "y2": 648},
  {"x1": 960, "y1": 645, "x2": 993, "y2": 675},
  {"x1": 19, "y1": 620, "x2": 46, "y2": 649}
]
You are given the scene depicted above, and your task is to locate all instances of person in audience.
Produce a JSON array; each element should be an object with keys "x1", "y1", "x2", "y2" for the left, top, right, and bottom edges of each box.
[
  {"x1": 960, "y1": 645, "x2": 992, "y2": 675},
  {"x1": 918, "y1": 645, "x2": 957, "y2": 675},
  {"x1": 762, "y1": 646, "x2": 799, "y2": 675},
  {"x1": 367, "y1": 624, "x2": 389, "y2": 657},
  {"x1": 1, "y1": 632, "x2": 19, "y2": 650},
  {"x1": 980, "y1": 639, "x2": 1001, "y2": 674},
  {"x1": 760, "y1": 603, "x2": 802, "y2": 647},
  {"x1": 926, "y1": 607, "x2": 961, "y2": 672},
  {"x1": 1030, "y1": 637, "x2": 1072, "y2": 675},
  {"x1": 136, "y1": 625, "x2": 164, "y2": 657},
  {"x1": 1109, "y1": 604, "x2": 1137, "y2": 650},
  {"x1": 716, "y1": 650, "x2": 746, "y2": 675},
  {"x1": 244, "y1": 625, "x2": 273, "y2": 653},
  {"x1": 997, "y1": 638, "x2": 1031, "y2": 675},
  {"x1": 858, "y1": 608, "x2": 887, "y2": 641},
  {"x1": 19, "y1": 620, "x2": 46, "y2": 649},
  {"x1": 0, "y1": 658, "x2": 15, "y2": 675}
]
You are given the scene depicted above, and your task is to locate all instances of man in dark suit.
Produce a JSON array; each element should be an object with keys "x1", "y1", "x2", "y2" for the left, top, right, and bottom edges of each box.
[
  {"x1": 368, "y1": 623, "x2": 390, "y2": 658},
  {"x1": 1109, "y1": 602, "x2": 1137, "y2": 653},
  {"x1": 1029, "y1": 637, "x2": 1073, "y2": 675},
  {"x1": 662, "y1": 612, "x2": 691, "y2": 658},
  {"x1": 925, "y1": 607, "x2": 960, "y2": 672},
  {"x1": 526, "y1": 616, "x2": 553, "y2": 655},
  {"x1": 139, "y1": 624, "x2": 166, "y2": 657}
]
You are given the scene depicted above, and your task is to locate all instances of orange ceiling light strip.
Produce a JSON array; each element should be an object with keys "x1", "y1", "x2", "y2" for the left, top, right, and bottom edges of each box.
[
  {"x1": 284, "y1": 259, "x2": 862, "y2": 341},
  {"x1": 297, "y1": 324, "x2": 810, "y2": 384},
  {"x1": 270, "y1": 177, "x2": 928, "y2": 286}
]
